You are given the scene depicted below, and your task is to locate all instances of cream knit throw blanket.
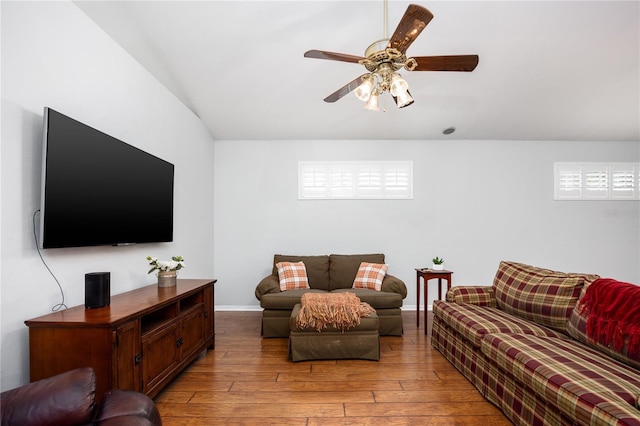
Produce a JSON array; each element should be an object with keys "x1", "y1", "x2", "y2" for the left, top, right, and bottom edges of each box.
[{"x1": 296, "y1": 292, "x2": 375, "y2": 332}]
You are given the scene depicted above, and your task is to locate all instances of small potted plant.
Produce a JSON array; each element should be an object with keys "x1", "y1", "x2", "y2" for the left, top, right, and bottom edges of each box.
[
  {"x1": 432, "y1": 256, "x2": 445, "y2": 271},
  {"x1": 147, "y1": 255, "x2": 185, "y2": 287}
]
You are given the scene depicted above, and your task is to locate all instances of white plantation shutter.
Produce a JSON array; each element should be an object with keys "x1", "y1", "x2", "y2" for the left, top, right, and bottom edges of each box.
[
  {"x1": 556, "y1": 165, "x2": 582, "y2": 198},
  {"x1": 583, "y1": 165, "x2": 609, "y2": 199},
  {"x1": 357, "y1": 165, "x2": 383, "y2": 198},
  {"x1": 330, "y1": 167, "x2": 355, "y2": 198},
  {"x1": 384, "y1": 164, "x2": 411, "y2": 197},
  {"x1": 554, "y1": 162, "x2": 640, "y2": 200},
  {"x1": 299, "y1": 164, "x2": 329, "y2": 198},
  {"x1": 299, "y1": 161, "x2": 413, "y2": 199},
  {"x1": 611, "y1": 164, "x2": 638, "y2": 199}
]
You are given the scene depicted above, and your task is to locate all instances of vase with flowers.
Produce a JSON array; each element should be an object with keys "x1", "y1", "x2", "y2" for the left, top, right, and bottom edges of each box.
[{"x1": 147, "y1": 255, "x2": 185, "y2": 287}]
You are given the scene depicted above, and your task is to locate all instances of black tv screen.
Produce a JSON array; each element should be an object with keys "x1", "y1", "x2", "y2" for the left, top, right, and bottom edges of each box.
[{"x1": 40, "y1": 107, "x2": 174, "y2": 249}]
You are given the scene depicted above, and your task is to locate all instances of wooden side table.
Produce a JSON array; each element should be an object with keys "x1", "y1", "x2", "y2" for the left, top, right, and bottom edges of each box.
[{"x1": 416, "y1": 268, "x2": 453, "y2": 334}]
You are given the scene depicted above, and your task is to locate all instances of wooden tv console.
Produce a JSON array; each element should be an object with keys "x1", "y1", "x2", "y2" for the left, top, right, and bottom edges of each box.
[{"x1": 25, "y1": 278, "x2": 216, "y2": 400}]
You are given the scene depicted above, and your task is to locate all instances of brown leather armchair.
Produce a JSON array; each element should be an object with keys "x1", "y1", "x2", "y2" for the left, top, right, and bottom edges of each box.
[{"x1": 0, "y1": 367, "x2": 161, "y2": 426}]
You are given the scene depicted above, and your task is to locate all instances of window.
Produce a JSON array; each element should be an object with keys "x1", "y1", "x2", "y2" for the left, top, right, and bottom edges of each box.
[
  {"x1": 299, "y1": 161, "x2": 413, "y2": 200},
  {"x1": 554, "y1": 162, "x2": 640, "y2": 200}
]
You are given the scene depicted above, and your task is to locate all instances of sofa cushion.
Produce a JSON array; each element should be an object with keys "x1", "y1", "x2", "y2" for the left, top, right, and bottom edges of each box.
[
  {"x1": 480, "y1": 333, "x2": 640, "y2": 426},
  {"x1": 352, "y1": 262, "x2": 388, "y2": 291},
  {"x1": 567, "y1": 279, "x2": 640, "y2": 370},
  {"x1": 275, "y1": 261, "x2": 310, "y2": 291},
  {"x1": 260, "y1": 287, "x2": 402, "y2": 316},
  {"x1": 273, "y1": 255, "x2": 330, "y2": 290},
  {"x1": 492, "y1": 261, "x2": 598, "y2": 332},
  {"x1": 329, "y1": 254, "x2": 385, "y2": 291},
  {"x1": 332, "y1": 288, "x2": 403, "y2": 309},
  {"x1": 259, "y1": 289, "x2": 326, "y2": 310},
  {"x1": 433, "y1": 300, "x2": 567, "y2": 349}
]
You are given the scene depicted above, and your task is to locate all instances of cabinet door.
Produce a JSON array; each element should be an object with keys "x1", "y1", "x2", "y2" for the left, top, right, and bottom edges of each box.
[
  {"x1": 141, "y1": 321, "x2": 180, "y2": 394},
  {"x1": 180, "y1": 305, "x2": 205, "y2": 361},
  {"x1": 113, "y1": 320, "x2": 141, "y2": 391}
]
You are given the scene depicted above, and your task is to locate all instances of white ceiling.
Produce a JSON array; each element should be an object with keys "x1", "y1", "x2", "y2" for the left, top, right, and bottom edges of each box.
[{"x1": 74, "y1": 1, "x2": 639, "y2": 141}]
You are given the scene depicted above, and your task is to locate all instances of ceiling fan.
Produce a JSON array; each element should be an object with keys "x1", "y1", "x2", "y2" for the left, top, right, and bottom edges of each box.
[{"x1": 304, "y1": 3, "x2": 479, "y2": 111}]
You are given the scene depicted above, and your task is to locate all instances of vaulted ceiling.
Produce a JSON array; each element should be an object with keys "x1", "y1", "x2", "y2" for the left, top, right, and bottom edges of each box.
[{"x1": 75, "y1": 1, "x2": 639, "y2": 141}]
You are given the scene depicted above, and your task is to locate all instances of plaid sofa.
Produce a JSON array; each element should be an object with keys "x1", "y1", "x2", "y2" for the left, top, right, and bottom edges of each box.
[
  {"x1": 255, "y1": 254, "x2": 407, "y2": 337},
  {"x1": 432, "y1": 260, "x2": 640, "y2": 426}
]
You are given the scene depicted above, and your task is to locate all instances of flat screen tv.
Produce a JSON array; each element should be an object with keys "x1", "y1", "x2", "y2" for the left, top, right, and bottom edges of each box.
[{"x1": 40, "y1": 107, "x2": 174, "y2": 249}]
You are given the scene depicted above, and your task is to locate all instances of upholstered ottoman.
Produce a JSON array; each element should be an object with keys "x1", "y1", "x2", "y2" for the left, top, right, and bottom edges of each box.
[{"x1": 288, "y1": 303, "x2": 380, "y2": 362}]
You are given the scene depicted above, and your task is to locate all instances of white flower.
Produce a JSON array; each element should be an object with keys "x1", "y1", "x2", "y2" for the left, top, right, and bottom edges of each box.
[{"x1": 146, "y1": 255, "x2": 185, "y2": 274}]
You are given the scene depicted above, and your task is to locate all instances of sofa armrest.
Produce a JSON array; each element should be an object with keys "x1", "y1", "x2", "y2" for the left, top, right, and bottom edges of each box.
[
  {"x1": 381, "y1": 274, "x2": 407, "y2": 299},
  {"x1": 95, "y1": 389, "x2": 161, "y2": 426},
  {"x1": 446, "y1": 286, "x2": 497, "y2": 307},
  {"x1": 255, "y1": 275, "x2": 281, "y2": 300},
  {"x1": 0, "y1": 367, "x2": 96, "y2": 426}
]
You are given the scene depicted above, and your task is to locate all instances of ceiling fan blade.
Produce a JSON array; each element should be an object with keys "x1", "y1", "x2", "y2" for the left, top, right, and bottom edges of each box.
[
  {"x1": 323, "y1": 74, "x2": 370, "y2": 103},
  {"x1": 387, "y1": 4, "x2": 434, "y2": 54},
  {"x1": 304, "y1": 50, "x2": 365, "y2": 64},
  {"x1": 411, "y1": 55, "x2": 479, "y2": 72}
]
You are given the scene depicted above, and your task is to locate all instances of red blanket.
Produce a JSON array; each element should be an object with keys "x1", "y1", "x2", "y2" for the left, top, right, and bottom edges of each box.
[{"x1": 577, "y1": 278, "x2": 640, "y2": 356}]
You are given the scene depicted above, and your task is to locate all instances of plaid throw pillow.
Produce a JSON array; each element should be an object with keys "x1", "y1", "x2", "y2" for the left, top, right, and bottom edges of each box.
[
  {"x1": 353, "y1": 262, "x2": 388, "y2": 291},
  {"x1": 275, "y1": 261, "x2": 310, "y2": 291}
]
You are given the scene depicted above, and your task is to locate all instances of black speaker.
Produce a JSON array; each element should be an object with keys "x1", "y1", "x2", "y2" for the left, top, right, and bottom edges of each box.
[{"x1": 85, "y1": 272, "x2": 110, "y2": 309}]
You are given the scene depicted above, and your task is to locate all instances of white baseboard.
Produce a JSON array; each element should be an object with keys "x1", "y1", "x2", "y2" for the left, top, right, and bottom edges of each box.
[
  {"x1": 215, "y1": 304, "x2": 427, "y2": 311},
  {"x1": 215, "y1": 305, "x2": 263, "y2": 311}
]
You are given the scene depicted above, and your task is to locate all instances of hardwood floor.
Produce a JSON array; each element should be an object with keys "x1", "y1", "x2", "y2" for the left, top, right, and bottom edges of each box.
[{"x1": 155, "y1": 310, "x2": 511, "y2": 425}]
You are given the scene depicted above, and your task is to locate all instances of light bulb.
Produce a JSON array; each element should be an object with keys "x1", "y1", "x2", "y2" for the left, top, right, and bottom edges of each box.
[
  {"x1": 354, "y1": 76, "x2": 373, "y2": 102},
  {"x1": 364, "y1": 93, "x2": 379, "y2": 111},
  {"x1": 390, "y1": 73, "x2": 409, "y2": 97},
  {"x1": 396, "y1": 90, "x2": 414, "y2": 108}
]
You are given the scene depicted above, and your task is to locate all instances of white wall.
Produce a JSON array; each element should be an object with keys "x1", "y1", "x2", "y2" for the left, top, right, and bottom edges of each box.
[
  {"x1": 2, "y1": 0, "x2": 639, "y2": 395},
  {"x1": 213, "y1": 139, "x2": 640, "y2": 310},
  {"x1": 1, "y1": 1, "x2": 215, "y2": 390}
]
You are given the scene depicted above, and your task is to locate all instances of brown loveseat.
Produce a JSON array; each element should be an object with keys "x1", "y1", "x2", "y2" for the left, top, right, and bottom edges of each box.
[
  {"x1": 255, "y1": 254, "x2": 407, "y2": 337},
  {"x1": 0, "y1": 367, "x2": 161, "y2": 426},
  {"x1": 432, "y1": 260, "x2": 640, "y2": 425}
]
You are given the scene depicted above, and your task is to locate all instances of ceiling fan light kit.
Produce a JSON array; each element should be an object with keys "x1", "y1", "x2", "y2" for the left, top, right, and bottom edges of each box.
[
  {"x1": 395, "y1": 88, "x2": 414, "y2": 109},
  {"x1": 304, "y1": 3, "x2": 479, "y2": 111},
  {"x1": 354, "y1": 75, "x2": 375, "y2": 102},
  {"x1": 364, "y1": 93, "x2": 380, "y2": 111},
  {"x1": 390, "y1": 73, "x2": 408, "y2": 97}
]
